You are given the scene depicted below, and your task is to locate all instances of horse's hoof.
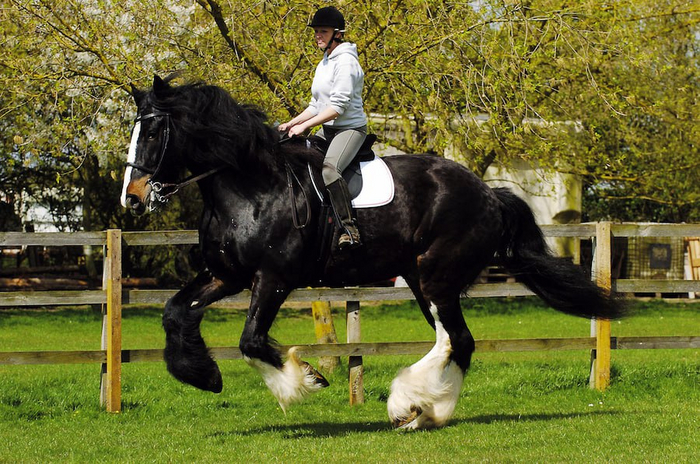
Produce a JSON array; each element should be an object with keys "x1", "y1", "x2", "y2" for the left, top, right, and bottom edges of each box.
[
  {"x1": 189, "y1": 360, "x2": 223, "y2": 393},
  {"x1": 165, "y1": 348, "x2": 223, "y2": 393},
  {"x1": 392, "y1": 405, "x2": 423, "y2": 429},
  {"x1": 206, "y1": 368, "x2": 223, "y2": 393},
  {"x1": 287, "y1": 347, "x2": 330, "y2": 388},
  {"x1": 300, "y1": 360, "x2": 330, "y2": 388}
]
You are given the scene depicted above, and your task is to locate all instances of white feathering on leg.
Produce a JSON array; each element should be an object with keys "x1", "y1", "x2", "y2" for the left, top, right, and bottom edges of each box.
[
  {"x1": 387, "y1": 304, "x2": 465, "y2": 429},
  {"x1": 244, "y1": 347, "x2": 326, "y2": 412}
]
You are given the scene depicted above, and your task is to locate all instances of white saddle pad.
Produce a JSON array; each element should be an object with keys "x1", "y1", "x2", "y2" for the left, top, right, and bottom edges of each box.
[{"x1": 351, "y1": 155, "x2": 395, "y2": 208}]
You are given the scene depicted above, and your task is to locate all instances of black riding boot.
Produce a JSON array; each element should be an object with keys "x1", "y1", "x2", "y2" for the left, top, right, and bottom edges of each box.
[{"x1": 326, "y1": 179, "x2": 362, "y2": 249}]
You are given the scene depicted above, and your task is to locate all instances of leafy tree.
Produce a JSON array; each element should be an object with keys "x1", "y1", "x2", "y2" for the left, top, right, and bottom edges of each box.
[
  {"x1": 196, "y1": 0, "x2": 698, "y2": 220},
  {"x1": 1, "y1": 0, "x2": 698, "y2": 243},
  {"x1": 573, "y1": 1, "x2": 699, "y2": 222}
]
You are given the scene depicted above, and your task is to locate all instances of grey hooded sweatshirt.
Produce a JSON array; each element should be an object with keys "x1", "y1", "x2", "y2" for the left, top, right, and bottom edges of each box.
[{"x1": 306, "y1": 42, "x2": 367, "y2": 129}]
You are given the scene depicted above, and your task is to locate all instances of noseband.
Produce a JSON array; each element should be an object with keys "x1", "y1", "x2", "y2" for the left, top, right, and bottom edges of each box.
[{"x1": 127, "y1": 110, "x2": 222, "y2": 205}]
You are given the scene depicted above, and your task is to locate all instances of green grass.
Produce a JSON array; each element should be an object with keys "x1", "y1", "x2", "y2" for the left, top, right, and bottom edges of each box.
[{"x1": 0, "y1": 299, "x2": 698, "y2": 462}]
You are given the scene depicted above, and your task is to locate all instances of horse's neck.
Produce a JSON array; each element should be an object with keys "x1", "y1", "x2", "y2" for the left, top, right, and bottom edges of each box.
[{"x1": 199, "y1": 164, "x2": 286, "y2": 202}]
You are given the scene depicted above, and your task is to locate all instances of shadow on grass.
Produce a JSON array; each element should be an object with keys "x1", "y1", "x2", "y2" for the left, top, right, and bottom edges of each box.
[
  {"x1": 207, "y1": 420, "x2": 392, "y2": 439},
  {"x1": 460, "y1": 409, "x2": 622, "y2": 425},
  {"x1": 206, "y1": 410, "x2": 623, "y2": 438}
]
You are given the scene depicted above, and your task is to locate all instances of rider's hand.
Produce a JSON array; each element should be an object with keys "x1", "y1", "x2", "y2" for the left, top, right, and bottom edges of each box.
[
  {"x1": 278, "y1": 122, "x2": 291, "y2": 132},
  {"x1": 288, "y1": 125, "x2": 306, "y2": 137}
]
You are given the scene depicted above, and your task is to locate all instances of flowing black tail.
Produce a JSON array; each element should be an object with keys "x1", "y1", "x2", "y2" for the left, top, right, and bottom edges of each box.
[{"x1": 494, "y1": 188, "x2": 625, "y2": 320}]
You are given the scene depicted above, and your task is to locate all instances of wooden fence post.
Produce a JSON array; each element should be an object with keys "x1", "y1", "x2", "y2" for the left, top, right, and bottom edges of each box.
[
  {"x1": 311, "y1": 300, "x2": 340, "y2": 372},
  {"x1": 592, "y1": 222, "x2": 612, "y2": 391},
  {"x1": 100, "y1": 229, "x2": 122, "y2": 412},
  {"x1": 346, "y1": 300, "x2": 364, "y2": 405}
]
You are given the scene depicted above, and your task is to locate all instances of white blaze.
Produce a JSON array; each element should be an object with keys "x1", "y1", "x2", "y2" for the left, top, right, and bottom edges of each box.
[{"x1": 120, "y1": 121, "x2": 141, "y2": 207}]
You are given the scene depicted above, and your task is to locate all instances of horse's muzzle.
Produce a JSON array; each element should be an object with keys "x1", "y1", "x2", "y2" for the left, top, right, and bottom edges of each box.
[
  {"x1": 123, "y1": 177, "x2": 153, "y2": 216},
  {"x1": 124, "y1": 194, "x2": 148, "y2": 216}
]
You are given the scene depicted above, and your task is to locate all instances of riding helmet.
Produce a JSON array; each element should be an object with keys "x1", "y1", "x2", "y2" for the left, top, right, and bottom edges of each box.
[{"x1": 308, "y1": 6, "x2": 345, "y2": 31}]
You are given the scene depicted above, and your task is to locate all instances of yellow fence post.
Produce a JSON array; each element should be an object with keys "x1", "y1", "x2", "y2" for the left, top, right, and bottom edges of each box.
[
  {"x1": 100, "y1": 229, "x2": 122, "y2": 412},
  {"x1": 311, "y1": 300, "x2": 340, "y2": 372},
  {"x1": 346, "y1": 300, "x2": 364, "y2": 405},
  {"x1": 593, "y1": 222, "x2": 612, "y2": 391}
]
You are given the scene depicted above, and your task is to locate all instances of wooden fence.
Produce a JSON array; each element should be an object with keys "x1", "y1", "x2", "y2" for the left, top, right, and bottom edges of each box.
[{"x1": 1, "y1": 223, "x2": 699, "y2": 412}]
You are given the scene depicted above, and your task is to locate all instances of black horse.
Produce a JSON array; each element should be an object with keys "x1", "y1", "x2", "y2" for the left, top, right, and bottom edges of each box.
[{"x1": 122, "y1": 75, "x2": 623, "y2": 430}]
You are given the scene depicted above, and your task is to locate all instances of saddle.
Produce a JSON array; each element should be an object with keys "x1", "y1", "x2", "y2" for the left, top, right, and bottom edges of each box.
[
  {"x1": 278, "y1": 132, "x2": 394, "y2": 209},
  {"x1": 278, "y1": 133, "x2": 394, "y2": 266},
  {"x1": 307, "y1": 134, "x2": 377, "y2": 199}
]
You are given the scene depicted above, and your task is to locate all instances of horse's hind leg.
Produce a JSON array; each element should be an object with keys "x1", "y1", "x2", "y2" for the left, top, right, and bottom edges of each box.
[
  {"x1": 387, "y1": 297, "x2": 472, "y2": 430},
  {"x1": 388, "y1": 247, "x2": 490, "y2": 429}
]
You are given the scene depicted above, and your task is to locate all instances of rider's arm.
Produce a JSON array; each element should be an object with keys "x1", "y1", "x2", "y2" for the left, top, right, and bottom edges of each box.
[
  {"x1": 278, "y1": 108, "x2": 317, "y2": 132},
  {"x1": 287, "y1": 107, "x2": 339, "y2": 136}
]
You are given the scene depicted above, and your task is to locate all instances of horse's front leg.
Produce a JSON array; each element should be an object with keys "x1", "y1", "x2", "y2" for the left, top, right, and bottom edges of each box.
[
  {"x1": 239, "y1": 274, "x2": 329, "y2": 411},
  {"x1": 162, "y1": 270, "x2": 239, "y2": 393}
]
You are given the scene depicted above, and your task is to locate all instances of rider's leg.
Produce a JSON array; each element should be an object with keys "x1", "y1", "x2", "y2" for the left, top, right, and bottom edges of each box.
[{"x1": 322, "y1": 127, "x2": 367, "y2": 249}]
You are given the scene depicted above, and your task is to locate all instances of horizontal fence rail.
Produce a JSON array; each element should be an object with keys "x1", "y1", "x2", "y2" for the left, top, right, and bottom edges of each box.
[
  {"x1": 2, "y1": 336, "x2": 698, "y2": 367},
  {"x1": 2, "y1": 280, "x2": 698, "y2": 307},
  {"x1": 1, "y1": 223, "x2": 699, "y2": 411}
]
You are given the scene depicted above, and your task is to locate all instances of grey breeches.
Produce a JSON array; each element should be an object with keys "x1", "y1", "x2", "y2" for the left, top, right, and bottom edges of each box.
[{"x1": 317, "y1": 125, "x2": 367, "y2": 186}]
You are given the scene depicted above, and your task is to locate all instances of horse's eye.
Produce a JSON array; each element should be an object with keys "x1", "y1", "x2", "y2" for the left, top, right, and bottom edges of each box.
[{"x1": 147, "y1": 128, "x2": 158, "y2": 140}]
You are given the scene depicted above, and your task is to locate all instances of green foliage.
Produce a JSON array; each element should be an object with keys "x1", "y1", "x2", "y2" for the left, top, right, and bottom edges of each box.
[
  {"x1": 575, "y1": 1, "x2": 700, "y2": 221},
  {"x1": 0, "y1": 0, "x2": 698, "y2": 241}
]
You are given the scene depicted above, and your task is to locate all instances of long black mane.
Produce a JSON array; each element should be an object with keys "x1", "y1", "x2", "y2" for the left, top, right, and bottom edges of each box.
[{"x1": 142, "y1": 77, "x2": 323, "y2": 173}]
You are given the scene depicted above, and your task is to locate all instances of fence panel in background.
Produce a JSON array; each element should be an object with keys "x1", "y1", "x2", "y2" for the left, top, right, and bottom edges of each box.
[{"x1": 1, "y1": 224, "x2": 699, "y2": 410}]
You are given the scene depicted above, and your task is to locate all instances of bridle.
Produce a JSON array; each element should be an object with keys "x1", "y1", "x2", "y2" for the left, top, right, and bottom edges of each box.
[{"x1": 127, "y1": 110, "x2": 222, "y2": 205}]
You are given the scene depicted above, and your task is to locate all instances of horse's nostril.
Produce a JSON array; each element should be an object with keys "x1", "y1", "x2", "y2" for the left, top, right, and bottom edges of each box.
[
  {"x1": 125, "y1": 194, "x2": 139, "y2": 207},
  {"x1": 125, "y1": 195, "x2": 146, "y2": 215}
]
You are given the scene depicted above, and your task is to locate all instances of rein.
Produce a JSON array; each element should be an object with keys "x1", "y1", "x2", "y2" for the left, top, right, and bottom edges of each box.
[
  {"x1": 284, "y1": 159, "x2": 311, "y2": 230},
  {"x1": 278, "y1": 134, "x2": 311, "y2": 229},
  {"x1": 150, "y1": 167, "x2": 225, "y2": 203}
]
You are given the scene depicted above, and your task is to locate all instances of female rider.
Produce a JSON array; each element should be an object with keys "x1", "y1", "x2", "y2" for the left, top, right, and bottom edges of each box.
[{"x1": 278, "y1": 6, "x2": 366, "y2": 249}]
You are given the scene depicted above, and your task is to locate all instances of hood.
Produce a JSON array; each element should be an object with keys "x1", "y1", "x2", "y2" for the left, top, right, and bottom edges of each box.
[{"x1": 328, "y1": 42, "x2": 358, "y2": 60}]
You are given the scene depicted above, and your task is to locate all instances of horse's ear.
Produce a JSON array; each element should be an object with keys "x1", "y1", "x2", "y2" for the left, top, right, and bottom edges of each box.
[
  {"x1": 153, "y1": 75, "x2": 169, "y2": 98},
  {"x1": 130, "y1": 84, "x2": 145, "y2": 105}
]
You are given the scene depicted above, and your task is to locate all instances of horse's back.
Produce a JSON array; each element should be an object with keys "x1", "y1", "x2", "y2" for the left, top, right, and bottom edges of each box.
[
  {"x1": 384, "y1": 154, "x2": 489, "y2": 189},
  {"x1": 381, "y1": 154, "x2": 500, "y2": 217},
  {"x1": 321, "y1": 153, "x2": 504, "y2": 287},
  {"x1": 357, "y1": 154, "x2": 504, "y2": 250}
]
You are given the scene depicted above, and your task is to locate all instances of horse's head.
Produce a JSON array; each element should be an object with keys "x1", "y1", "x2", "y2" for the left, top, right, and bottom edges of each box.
[
  {"x1": 121, "y1": 75, "x2": 185, "y2": 215},
  {"x1": 121, "y1": 75, "x2": 290, "y2": 215}
]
